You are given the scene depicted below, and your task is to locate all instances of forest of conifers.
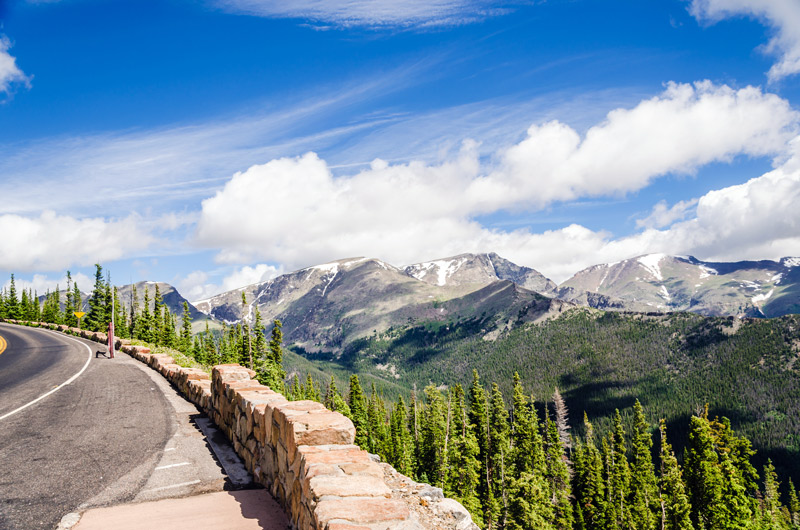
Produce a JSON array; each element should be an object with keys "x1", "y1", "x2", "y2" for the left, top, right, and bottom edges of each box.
[{"x1": 3, "y1": 268, "x2": 800, "y2": 529}]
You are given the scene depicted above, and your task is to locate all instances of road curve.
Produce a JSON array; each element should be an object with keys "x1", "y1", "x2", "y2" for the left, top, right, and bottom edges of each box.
[{"x1": 0, "y1": 324, "x2": 173, "y2": 530}]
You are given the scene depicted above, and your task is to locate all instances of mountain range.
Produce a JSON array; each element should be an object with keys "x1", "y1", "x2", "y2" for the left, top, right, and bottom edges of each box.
[{"x1": 182, "y1": 252, "x2": 800, "y2": 354}]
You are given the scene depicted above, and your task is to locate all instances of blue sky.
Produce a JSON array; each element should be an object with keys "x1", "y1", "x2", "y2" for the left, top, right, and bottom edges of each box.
[{"x1": 2, "y1": 0, "x2": 800, "y2": 299}]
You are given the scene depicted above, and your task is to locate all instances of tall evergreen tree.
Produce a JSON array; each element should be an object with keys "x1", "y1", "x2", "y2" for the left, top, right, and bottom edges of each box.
[
  {"x1": 180, "y1": 301, "x2": 193, "y2": 352},
  {"x1": 84, "y1": 264, "x2": 107, "y2": 331},
  {"x1": 508, "y1": 374, "x2": 552, "y2": 530},
  {"x1": 685, "y1": 409, "x2": 755, "y2": 529},
  {"x1": 6, "y1": 274, "x2": 20, "y2": 320},
  {"x1": 388, "y1": 395, "x2": 414, "y2": 477},
  {"x1": 64, "y1": 271, "x2": 77, "y2": 327},
  {"x1": 629, "y1": 401, "x2": 658, "y2": 530},
  {"x1": 420, "y1": 385, "x2": 449, "y2": 489},
  {"x1": 348, "y1": 375, "x2": 368, "y2": 448},
  {"x1": 658, "y1": 420, "x2": 693, "y2": 530},
  {"x1": 469, "y1": 370, "x2": 493, "y2": 529},
  {"x1": 324, "y1": 376, "x2": 351, "y2": 417},
  {"x1": 72, "y1": 279, "x2": 82, "y2": 326},
  {"x1": 544, "y1": 411, "x2": 574, "y2": 530},
  {"x1": 489, "y1": 382, "x2": 511, "y2": 529},
  {"x1": 760, "y1": 459, "x2": 787, "y2": 530},
  {"x1": 608, "y1": 410, "x2": 631, "y2": 529},
  {"x1": 255, "y1": 319, "x2": 286, "y2": 391},
  {"x1": 447, "y1": 384, "x2": 481, "y2": 521},
  {"x1": 573, "y1": 415, "x2": 607, "y2": 530}
]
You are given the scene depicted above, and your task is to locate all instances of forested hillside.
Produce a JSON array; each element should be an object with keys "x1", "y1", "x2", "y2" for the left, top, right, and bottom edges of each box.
[{"x1": 290, "y1": 310, "x2": 800, "y2": 483}]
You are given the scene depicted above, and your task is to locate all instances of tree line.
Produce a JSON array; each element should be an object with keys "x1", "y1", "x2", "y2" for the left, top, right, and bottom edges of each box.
[
  {"x1": 291, "y1": 369, "x2": 800, "y2": 530},
  {"x1": 0, "y1": 266, "x2": 285, "y2": 388}
]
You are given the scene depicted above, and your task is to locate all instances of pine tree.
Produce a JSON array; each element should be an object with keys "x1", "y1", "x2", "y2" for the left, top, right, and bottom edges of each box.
[
  {"x1": 268, "y1": 319, "x2": 284, "y2": 366},
  {"x1": 508, "y1": 374, "x2": 552, "y2": 530},
  {"x1": 573, "y1": 415, "x2": 607, "y2": 530},
  {"x1": 760, "y1": 460, "x2": 788, "y2": 530},
  {"x1": 255, "y1": 319, "x2": 286, "y2": 391},
  {"x1": 153, "y1": 283, "x2": 163, "y2": 342},
  {"x1": 84, "y1": 264, "x2": 107, "y2": 331},
  {"x1": 684, "y1": 409, "x2": 755, "y2": 529},
  {"x1": 305, "y1": 374, "x2": 321, "y2": 402},
  {"x1": 252, "y1": 308, "x2": 266, "y2": 362},
  {"x1": 469, "y1": 370, "x2": 493, "y2": 528},
  {"x1": 657, "y1": 420, "x2": 693, "y2": 530},
  {"x1": 241, "y1": 292, "x2": 253, "y2": 369},
  {"x1": 6, "y1": 274, "x2": 20, "y2": 320},
  {"x1": 609, "y1": 410, "x2": 631, "y2": 529},
  {"x1": 140, "y1": 287, "x2": 152, "y2": 342},
  {"x1": 489, "y1": 382, "x2": 511, "y2": 529},
  {"x1": 64, "y1": 271, "x2": 77, "y2": 327},
  {"x1": 366, "y1": 383, "x2": 387, "y2": 456},
  {"x1": 629, "y1": 401, "x2": 658, "y2": 530},
  {"x1": 72, "y1": 280, "x2": 82, "y2": 327},
  {"x1": 324, "y1": 376, "x2": 351, "y2": 417},
  {"x1": 418, "y1": 385, "x2": 448, "y2": 488},
  {"x1": 348, "y1": 375, "x2": 368, "y2": 448},
  {"x1": 129, "y1": 284, "x2": 139, "y2": 338},
  {"x1": 447, "y1": 384, "x2": 482, "y2": 521},
  {"x1": 180, "y1": 301, "x2": 192, "y2": 352}
]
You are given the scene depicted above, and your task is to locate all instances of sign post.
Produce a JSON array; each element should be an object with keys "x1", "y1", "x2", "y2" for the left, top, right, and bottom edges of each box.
[
  {"x1": 74, "y1": 311, "x2": 85, "y2": 330},
  {"x1": 108, "y1": 321, "x2": 115, "y2": 359},
  {"x1": 108, "y1": 286, "x2": 115, "y2": 359}
]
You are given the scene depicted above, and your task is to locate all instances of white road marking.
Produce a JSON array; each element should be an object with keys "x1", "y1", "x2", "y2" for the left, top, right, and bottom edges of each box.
[
  {"x1": 155, "y1": 462, "x2": 191, "y2": 470},
  {"x1": 143, "y1": 480, "x2": 200, "y2": 493},
  {"x1": 0, "y1": 329, "x2": 93, "y2": 422}
]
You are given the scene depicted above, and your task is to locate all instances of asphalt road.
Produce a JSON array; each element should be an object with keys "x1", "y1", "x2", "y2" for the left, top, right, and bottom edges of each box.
[{"x1": 0, "y1": 323, "x2": 173, "y2": 530}]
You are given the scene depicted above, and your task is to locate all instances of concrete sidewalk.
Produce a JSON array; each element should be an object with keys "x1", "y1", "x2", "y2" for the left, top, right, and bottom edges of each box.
[{"x1": 71, "y1": 489, "x2": 290, "y2": 530}]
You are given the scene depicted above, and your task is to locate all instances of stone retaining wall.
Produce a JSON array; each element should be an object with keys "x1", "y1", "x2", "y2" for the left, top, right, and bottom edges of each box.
[{"x1": 1, "y1": 319, "x2": 478, "y2": 530}]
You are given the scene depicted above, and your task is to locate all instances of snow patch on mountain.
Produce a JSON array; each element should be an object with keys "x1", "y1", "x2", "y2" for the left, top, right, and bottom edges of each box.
[
  {"x1": 699, "y1": 265, "x2": 718, "y2": 279},
  {"x1": 783, "y1": 257, "x2": 800, "y2": 268},
  {"x1": 659, "y1": 285, "x2": 671, "y2": 301},
  {"x1": 598, "y1": 268, "x2": 610, "y2": 289},
  {"x1": 408, "y1": 257, "x2": 470, "y2": 286},
  {"x1": 311, "y1": 262, "x2": 340, "y2": 274},
  {"x1": 752, "y1": 289, "x2": 774, "y2": 305},
  {"x1": 637, "y1": 254, "x2": 665, "y2": 281}
]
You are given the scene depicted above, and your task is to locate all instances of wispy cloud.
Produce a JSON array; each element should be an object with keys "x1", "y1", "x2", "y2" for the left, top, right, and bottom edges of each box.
[
  {"x1": 0, "y1": 62, "x2": 435, "y2": 218},
  {"x1": 690, "y1": 0, "x2": 800, "y2": 82},
  {"x1": 211, "y1": 0, "x2": 519, "y2": 28},
  {"x1": 635, "y1": 199, "x2": 699, "y2": 229},
  {"x1": 0, "y1": 35, "x2": 30, "y2": 99}
]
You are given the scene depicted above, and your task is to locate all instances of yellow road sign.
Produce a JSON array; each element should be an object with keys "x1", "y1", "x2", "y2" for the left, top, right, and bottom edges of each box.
[{"x1": 74, "y1": 312, "x2": 86, "y2": 319}]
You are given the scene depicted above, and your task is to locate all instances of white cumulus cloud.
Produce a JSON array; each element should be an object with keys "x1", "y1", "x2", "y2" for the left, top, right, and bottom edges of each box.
[
  {"x1": 469, "y1": 81, "x2": 797, "y2": 211},
  {"x1": 195, "y1": 81, "x2": 799, "y2": 282},
  {"x1": 0, "y1": 212, "x2": 156, "y2": 272},
  {"x1": 690, "y1": 0, "x2": 800, "y2": 81},
  {"x1": 2, "y1": 272, "x2": 95, "y2": 297}
]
